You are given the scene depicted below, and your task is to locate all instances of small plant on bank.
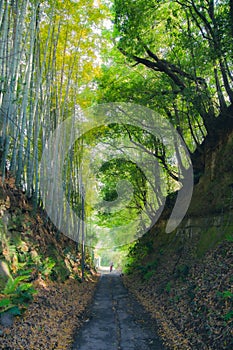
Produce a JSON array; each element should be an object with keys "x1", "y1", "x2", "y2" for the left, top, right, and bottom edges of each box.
[
  {"x1": 224, "y1": 310, "x2": 233, "y2": 322},
  {"x1": 0, "y1": 275, "x2": 37, "y2": 316},
  {"x1": 216, "y1": 290, "x2": 233, "y2": 324},
  {"x1": 165, "y1": 281, "x2": 172, "y2": 293},
  {"x1": 174, "y1": 264, "x2": 190, "y2": 281}
]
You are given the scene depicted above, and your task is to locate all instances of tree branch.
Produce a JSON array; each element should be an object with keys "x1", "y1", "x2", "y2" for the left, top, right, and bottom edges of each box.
[{"x1": 119, "y1": 47, "x2": 186, "y2": 90}]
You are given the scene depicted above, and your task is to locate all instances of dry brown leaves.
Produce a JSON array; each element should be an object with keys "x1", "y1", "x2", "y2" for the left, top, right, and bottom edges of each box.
[
  {"x1": 0, "y1": 276, "x2": 99, "y2": 350},
  {"x1": 0, "y1": 177, "x2": 100, "y2": 349},
  {"x1": 124, "y1": 241, "x2": 233, "y2": 350}
]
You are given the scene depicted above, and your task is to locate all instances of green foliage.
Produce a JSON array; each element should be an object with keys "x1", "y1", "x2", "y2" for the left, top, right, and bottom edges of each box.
[
  {"x1": 0, "y1": 301, "x2": 21, "y2": 316},
  {"x1": 74, "y1": 274, "x2": 82, "y2": 283},
  {"x1": 217, "y1": 290, "x2": 233, "y2": 300},
  {"x1": 140, "y1": 260, "x2": 158, "y2": 281},
  {"x1": 123, "y1": 239, "x2": 154, "y2": 274},
  {"x1": 187, "y1": 284, "x2": 197, "y2": 301},
  {"x1": 226, "y1": 234, "x2": 233, "y2": 242},
  {"x1": 216, "y1": 290, "x2": 233, "y2": 324},
  {"x1": 0, "y1": 298, "x2": 12, "y2": 308},
  {"x1": 224, "y1": 311, "x2": 233, "y2": 322},
  {"x1": 8, "y1": 214, "x2": 23, "y2": 231},
  {"x1": 165, "y1": 281, "x2": 172, "y2": 294},
  {"x1": 98, "y1": 0, "x2": 233, "y2": 172},
  {"x1": 143, "y1": 270, "x2": 155, "y2": 281},
  {"x1": 3, "y1": 275, "x2": 29, "y2": 294},
  {"x1": 174, "y1": 264, "x2": 190, "y2": 281},
  {"x1": 0, "y1": 275, "x2": 37, "y2": 315},
  {"x1": 125, "y1": 241, "x2": 158, "y2": 279},
  {"x1": 38, "y1": 257, "x2": 56, "y2": 279},
  {"x1": 51, "y1": 259, "x2": 70, "y2": 282}
]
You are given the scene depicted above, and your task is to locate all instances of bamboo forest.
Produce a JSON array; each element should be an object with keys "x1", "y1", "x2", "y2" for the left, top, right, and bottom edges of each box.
[{"x1": 0, "y1": 1, "x2": 233, "y2": 349}]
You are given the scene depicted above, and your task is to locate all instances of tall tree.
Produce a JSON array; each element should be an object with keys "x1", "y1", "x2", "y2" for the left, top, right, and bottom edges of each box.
[{"x1": 108, "y1": 0, "x2": 233, "y2": 145}]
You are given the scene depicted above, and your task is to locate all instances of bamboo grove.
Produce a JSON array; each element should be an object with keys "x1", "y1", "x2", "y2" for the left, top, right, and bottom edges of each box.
[
  {"x1": 1, "y1": 0, "x2": 233, "y2": 255},
  {"x1": 0, "y1": 0, "x2": 104, "y2": 194}
]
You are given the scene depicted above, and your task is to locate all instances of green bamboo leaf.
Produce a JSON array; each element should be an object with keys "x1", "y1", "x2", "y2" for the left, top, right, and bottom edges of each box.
[
  {"x1": 3, "y1": 275, "x2": 30, "y2": 295},
  {"x1": 0, "y1": 298, "x2": 11, "y2": 307}
]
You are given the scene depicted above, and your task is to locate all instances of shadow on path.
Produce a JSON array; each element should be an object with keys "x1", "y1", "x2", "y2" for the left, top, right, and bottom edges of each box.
[{"x1": 72, "y1": 272, "x2": 165, "y2": 350}]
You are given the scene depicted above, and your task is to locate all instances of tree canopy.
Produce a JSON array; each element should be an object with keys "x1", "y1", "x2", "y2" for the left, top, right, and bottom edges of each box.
[
  {"x1": 0, "y1": 0, "x2": 233, "y2": 259},
  {"x1": 100, "y1": 0, "x2": 233, "y2": 143}
]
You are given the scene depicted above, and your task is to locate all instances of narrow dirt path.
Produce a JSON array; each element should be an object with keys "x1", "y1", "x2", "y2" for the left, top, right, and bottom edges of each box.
[{"x1": 72, "y1": 272, "x2": 165, "y2": 350}]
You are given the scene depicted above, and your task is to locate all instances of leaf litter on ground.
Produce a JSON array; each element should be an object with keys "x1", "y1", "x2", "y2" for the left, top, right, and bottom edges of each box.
[{"x1": 0, "y1": 276, "x2": 99, "y2": 350}]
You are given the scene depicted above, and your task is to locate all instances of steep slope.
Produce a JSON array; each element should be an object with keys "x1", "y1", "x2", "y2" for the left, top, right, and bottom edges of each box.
[
  {"x1": 123, "y1": 124, "x2": 233, "y2": 349},
  {"x1": 0, "y1": 176, "x2": 99, "y2": 349}
]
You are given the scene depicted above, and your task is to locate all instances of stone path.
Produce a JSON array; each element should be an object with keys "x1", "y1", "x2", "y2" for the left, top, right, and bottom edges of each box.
[{"x1": 72, "y1": 272, "x2": 165, "y2": 350}]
